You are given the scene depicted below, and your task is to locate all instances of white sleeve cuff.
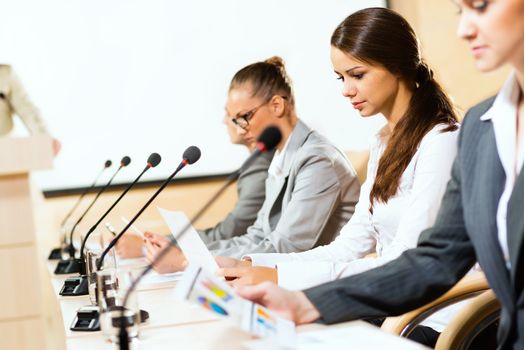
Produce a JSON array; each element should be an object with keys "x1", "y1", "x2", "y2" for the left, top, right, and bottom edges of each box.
[
  {"x1": 277, "y1": 261, "x2": 333, "y2": 291},
  {"x1": 243, "y1": 253, "x2": 296, "y2": 267}
]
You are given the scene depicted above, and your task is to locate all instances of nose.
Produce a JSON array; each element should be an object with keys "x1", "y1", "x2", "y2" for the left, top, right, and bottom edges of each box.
[
  {"x1": 342, "y1": 80, "x2": 357, "y2": 98},
  {"x1": 457, "y1": 10, "x2": 476, "y2": 41}
]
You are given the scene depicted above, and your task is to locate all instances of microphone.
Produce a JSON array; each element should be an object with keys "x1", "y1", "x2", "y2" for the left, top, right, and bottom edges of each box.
[
  {"x1": 54, "y1": 156, "x2": 130, "y2": 275},
  {"x1": 48, "y1": 160, "x2": 112, "y2": 260},
  {"x1": 97, "y1": 146, "x2": 201, "y2": 271},
  {"x1": 117, "y1": 127, "x2": 281, "y2": 349},
  {"x1": 68, "y1": 148, "x2": 196, "y2": 332},
  {"x1": 59, "y1": 153, "x2": 161, "y2": 297},
  {"x1": 235, "y1": 126, "x2": 281, "y2": 178}
]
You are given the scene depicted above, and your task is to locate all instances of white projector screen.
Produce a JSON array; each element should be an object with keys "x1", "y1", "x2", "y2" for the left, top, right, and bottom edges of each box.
[{"x1": 0, "y1": 0, "x2": 386, "y2": 192}]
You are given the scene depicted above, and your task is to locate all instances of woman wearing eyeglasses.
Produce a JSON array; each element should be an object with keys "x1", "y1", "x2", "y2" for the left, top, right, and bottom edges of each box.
[
  {"x1": 116, "y1": 115, "x2": 275, "y2": 259},
  {"x1": 143, "y1": 56, "x2": 360, "y2": 273}
]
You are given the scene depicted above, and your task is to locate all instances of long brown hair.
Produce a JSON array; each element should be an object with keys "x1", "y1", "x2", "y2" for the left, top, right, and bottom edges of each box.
[
  {"x1": 229, "y1": 56, "x2": 295, "y2": 108},
  {"x1": 331, "y1": 7, "x2": 458, "y2": 206}
]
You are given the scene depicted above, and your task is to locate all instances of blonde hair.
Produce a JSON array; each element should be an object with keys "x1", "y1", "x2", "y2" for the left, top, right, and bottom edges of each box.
[{"x1": 229, "y1": 56, "x2": 295, "y2": 107}]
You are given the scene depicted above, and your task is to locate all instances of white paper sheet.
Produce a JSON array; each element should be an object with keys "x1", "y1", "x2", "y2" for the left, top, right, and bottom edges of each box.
[
  {"x1": 140, "y1": 271, "x2": 183, "y2": 288},
  {"x1": 244, "y1": 323, "x2": 428, "y2": 350},
  {"x1": 157, "y1": 207, "x2": 219, "y2": 273},
  {"x1": 175, "y1": 265, "x2": 296, "y2": 348}
]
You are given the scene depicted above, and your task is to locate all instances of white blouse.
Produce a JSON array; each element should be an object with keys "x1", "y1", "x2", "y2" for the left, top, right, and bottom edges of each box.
[
  {"x1": 480, "y1": 73, "x2": 524, "y2": 269},
  {"x1": 247, "y1": 123, "x2": 459, "y2": 289}
]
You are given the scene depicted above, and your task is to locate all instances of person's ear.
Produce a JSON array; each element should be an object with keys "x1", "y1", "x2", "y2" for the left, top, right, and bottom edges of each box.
[{"x1": 268, "y1": 95, "x2": 286, "y2": 118}]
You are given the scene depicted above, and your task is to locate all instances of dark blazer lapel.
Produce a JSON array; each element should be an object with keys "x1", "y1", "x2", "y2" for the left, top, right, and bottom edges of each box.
[
  {"x1": 469, "y1": 120, "x2": 513, "y2": 305},
  {"x1": 507, "y1": 168, "x2": 524, "y2": 291}
]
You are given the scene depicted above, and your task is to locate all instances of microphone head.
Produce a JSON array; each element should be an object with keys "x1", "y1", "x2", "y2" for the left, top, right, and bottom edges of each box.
[
  {"x1": 256, "y1": 126, "x2": 282, "y2": 152},
  {"x1": 183, "y1": 146, "x2": 201, "y2": 165},
  {"x1": 147, "y1": 153, "x2": 162, "y2": 167},
  {"x1": 104, "y1": 160, "x2": 112, "y2": 168},
  {"x1": 120, "y1": 156, "x2": 131, "y2": 167}
]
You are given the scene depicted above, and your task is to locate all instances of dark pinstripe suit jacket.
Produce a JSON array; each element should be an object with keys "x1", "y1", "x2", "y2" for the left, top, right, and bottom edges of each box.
[{"x1": 304, "y1": 97, "x2": 524, "y2": 349}]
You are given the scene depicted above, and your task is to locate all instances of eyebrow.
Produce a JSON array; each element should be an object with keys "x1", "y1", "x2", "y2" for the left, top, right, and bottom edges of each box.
[
  {"x1": 224, "y1": 106, "x2": 246, "y2": 118},
  {"x1": 333, "y1": 65, "x2": 364, "y2": 76},
  {"x1": 346, "y1": 66, "x2": 364, "y2": 74}
]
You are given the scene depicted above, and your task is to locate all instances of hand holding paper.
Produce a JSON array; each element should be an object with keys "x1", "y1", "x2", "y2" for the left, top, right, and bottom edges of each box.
[
  {"x1": 116, "y1": 234, "x2": 146, "y2": 259},
  {"x1": 157, "y1": 207, "x2": 219, "y2": 273},
  {"x1": 144, "y1": 235, "x2": 188, "y2": 274},
  {"x1": 175, "y1": 265, "x2": 296, "y2": 348},
  {"x1": 236, "y1": 282, "x2": 321, "y2": 326},
  {"x1": 217, "y1": 266, "x2": 278, "y2": 286}
]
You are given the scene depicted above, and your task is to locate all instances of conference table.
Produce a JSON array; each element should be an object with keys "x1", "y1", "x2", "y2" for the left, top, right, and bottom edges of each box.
[{"x1": 46, "y1": 260, "x2": 427, "y2": 349}]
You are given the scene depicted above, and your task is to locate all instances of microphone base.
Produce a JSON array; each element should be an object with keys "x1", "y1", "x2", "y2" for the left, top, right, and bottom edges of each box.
[
  {"x1": 54, "y1": 258, "x2": 81, "y2": 275},
  {"x1": 48, "y1": 247, "x2": 62, "y2": 260},
  {"x1": 70, "y1": 306, "x2": 150, "y2": 332},
  {"x1": 60, "y1": 275, "x2": 88, "y2": 296},
  {"x1": 70, "y1": 305, "x2": 100, "y2": 332}
]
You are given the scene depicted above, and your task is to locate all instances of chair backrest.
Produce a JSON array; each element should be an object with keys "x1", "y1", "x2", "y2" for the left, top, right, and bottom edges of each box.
[
  {"x1": 435, "y1": 290, "x2": 500, "y2": 350},
  {"x1": 381, "y1": 272, "x2": 489, "y2": 337},
  {"x1": 345, "y1": 150, "x2": 369, "y2": 185}
]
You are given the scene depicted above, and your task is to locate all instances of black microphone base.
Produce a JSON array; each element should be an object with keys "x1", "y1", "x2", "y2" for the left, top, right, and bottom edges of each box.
[
  {"x1": 54, "y1": 258, "x2": 81, "y2": 275},
  {"x1": 60, "y1": 275, "x2": 89, "y2": 296},
  {"x1": 70, "y1": 306, "x2": 150, "y2": 332},
  {"x1": 48, "y1": 247, "x2": 63, "y2": 260},
  {"x1": 70, "y1": 306, "x2": 100, "y2": 331}
]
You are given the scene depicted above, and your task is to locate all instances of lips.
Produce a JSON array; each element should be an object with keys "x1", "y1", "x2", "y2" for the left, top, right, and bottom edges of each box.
[
  {"x1": 352, "y1": 101, "x2": 365, "y2": 110},
  {"x1": 471, "y1": 45, "x2": 488, "y2": 57}
]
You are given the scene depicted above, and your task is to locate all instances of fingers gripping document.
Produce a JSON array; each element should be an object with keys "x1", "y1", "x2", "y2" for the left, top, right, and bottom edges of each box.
[
  {"x1": 175, "y1": 265, "x2": 296, "y2": 348},
  {"x1": 157, "y1": 207, "x2": 219, "y2": 273}
]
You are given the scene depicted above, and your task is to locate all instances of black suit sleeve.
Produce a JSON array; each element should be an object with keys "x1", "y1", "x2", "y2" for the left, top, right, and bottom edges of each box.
[{"x1": 304, "y1": 120, "x2": 477, "y2": 324}]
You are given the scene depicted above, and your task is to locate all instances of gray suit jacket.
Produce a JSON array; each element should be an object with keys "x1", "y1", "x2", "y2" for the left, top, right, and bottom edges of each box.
[
  {"x1": 207, "y1": 119, "x2": 360, "y2": 259},
  {"x1": 305, "y1": 97, "x2": 524, "y2": 349},
  {"x1": 198, "y1": 150, "x2": 274, "y2": 243}
]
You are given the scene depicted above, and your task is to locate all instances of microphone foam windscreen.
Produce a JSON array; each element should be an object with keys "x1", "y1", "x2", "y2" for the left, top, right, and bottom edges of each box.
[
  {"x1": 104, "y1": 160, "x2": 113, "y2": 168},
  {"x1": 147, "y1": 153, "x2": 162, "y2": 167},
  {"x1": 258, "y1": 126, "x2": 282, "y2": 151},
  {"x1": 183, "y1": 146, "x2": 201, "y2": 164},
  {"x1": 121, "y1": 156, "x2": 131, "y2": 167}
]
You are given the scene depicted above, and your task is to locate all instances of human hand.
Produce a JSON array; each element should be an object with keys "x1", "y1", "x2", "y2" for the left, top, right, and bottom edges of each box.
[
  {"x1": 52, "y1": 137, "x2": 61, "y2": 156},
  {"x1": 215, "y1": 255, "x2": 252, "y2": 268},
  {"x1": 236, "y1": 282, "x2": 321, "y2": 325},
  {"x1": 144, "y1": 231, "x2": 187, "y2": 274},
  {"x1": 115, "y1": 234, "x2": 145, "y2": 259},
  {"x1": 143, "y1": 231, "x2": 170, "y2": 245},
  {"x1": 217, "y1": 266, "x2": 277, "y2": 286}
]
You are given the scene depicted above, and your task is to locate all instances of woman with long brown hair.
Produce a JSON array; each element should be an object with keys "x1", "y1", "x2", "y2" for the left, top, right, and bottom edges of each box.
[{"x1": 218, "y1": 7, "x2": 460, "y2": 345}]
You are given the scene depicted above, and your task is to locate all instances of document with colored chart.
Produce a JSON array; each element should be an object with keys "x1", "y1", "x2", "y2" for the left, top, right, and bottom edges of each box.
[{"x1": 175, "y1": 264, "x2": 296, "y2": 348}]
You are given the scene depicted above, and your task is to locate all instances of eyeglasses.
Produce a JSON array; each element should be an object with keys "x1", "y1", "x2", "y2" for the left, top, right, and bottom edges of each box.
[
  {"x1": 230, "y1": 102, "x2": 266, "y2": 130},
  {"x1": 230, "y1": 96, "x2": 288, "y2": 130}
]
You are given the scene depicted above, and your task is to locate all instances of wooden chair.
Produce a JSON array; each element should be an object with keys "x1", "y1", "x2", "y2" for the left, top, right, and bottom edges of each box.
[
  {"x1": 345, "y1": 150, "x2": 369, "y2": 185},
  {"x1": 381, "y1": 272, "x2": 490, "y2": 337},
  {"x1": 435, "y1": 290, "x2": 500, "y2": 350}
]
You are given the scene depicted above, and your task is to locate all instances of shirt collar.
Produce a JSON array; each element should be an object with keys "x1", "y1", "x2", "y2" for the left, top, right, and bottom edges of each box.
[
  {"x1": 268, "y1": 129, "x2": 293, "y2": 177},
  {"x1": 480, "y1": 72, "x2": 520, "y2": 122}
]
